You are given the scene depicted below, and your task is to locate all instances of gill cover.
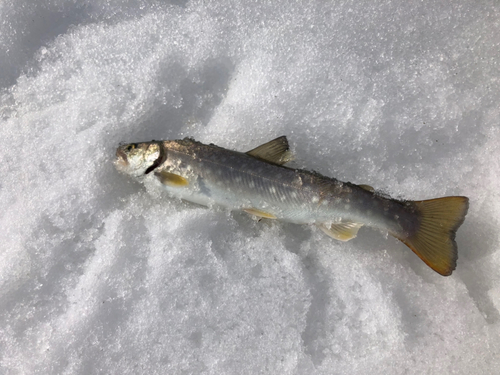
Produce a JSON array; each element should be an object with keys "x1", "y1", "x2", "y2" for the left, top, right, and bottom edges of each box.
[{"x1": 115, "y1": 142, "x2": 163, "y2": 177}]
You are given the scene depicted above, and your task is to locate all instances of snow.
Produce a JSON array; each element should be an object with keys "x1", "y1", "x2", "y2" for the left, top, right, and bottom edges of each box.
[{"x1": 1, "y1": 0, "x2": 500, "y2": 374}]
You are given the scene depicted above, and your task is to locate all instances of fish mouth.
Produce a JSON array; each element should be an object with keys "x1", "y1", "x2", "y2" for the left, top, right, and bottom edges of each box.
[{"x1": 115, "y1": 148, "x2": 129, "y2": 167}]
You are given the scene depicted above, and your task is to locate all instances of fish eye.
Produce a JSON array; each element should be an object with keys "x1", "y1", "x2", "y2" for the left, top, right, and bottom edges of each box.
[{"x1": 126, "y1": 144, "x2": 137, "y2": 152}]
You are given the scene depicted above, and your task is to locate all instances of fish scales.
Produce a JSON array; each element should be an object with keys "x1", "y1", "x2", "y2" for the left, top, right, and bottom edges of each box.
[
  {"x1": 115, "y1": 136, "x2": 469, "y2": 276},
  {"x1": 163, "y1": 139, "x2": 415, "y2": 234},
  {"x1": 162, "y1": 139, "x2": 318, "y2": 221},
  {"x1": 162, "y1": 139, "x2": 368, "y2": 223}
]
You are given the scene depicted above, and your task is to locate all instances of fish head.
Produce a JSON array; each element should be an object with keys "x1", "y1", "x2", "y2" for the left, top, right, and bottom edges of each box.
[{"x1": 115, "y1": 141, "x2": 162, "y2": 177}]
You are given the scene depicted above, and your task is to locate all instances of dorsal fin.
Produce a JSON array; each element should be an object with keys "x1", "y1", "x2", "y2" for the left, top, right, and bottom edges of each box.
[
  {"x1": 317, "y1": 221, "x2": 364, "y2": 241},
  {"x1": 246, "y1": 136, "x2": 293, "y2": 165}
]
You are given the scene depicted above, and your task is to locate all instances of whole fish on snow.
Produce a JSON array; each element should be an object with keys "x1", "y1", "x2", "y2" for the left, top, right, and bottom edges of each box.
[{"x1": 115, "y1": 136, "x2": 469, "y2": 276}]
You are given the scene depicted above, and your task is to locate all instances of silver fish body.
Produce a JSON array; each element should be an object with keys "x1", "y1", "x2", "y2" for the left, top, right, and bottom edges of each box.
[
  {"x1": 154, "y1": 139, "x2": 413, "y2": 236},
  {"x1": 115, "y1": 136, "x2": 468, "y2": 276}
]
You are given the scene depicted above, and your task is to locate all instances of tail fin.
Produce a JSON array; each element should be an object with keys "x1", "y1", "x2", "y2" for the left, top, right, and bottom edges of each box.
[{"x1": 397, "y1": 196, "x2": 469, "y2": 276}]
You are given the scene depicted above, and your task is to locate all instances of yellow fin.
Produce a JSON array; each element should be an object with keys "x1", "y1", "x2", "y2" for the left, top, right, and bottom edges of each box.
[
  {"x1": 358, "y1": 184, "x2": 374, "y2": 192},
  {"x1": 318, "y1": 221, "x2": 363, "y2": 241},
  {"x1": 155, "y1": 171, "x2": 189, "y2": 187},
  {"x1": 246, "y1": 136, "x2": 293, "y2": 165},
  {"x1": 243, "y1": 208, "x2": 277, "y2": 219},
  {"x1": 396, "y1": 196, "x2": 469, "y2": 276}
]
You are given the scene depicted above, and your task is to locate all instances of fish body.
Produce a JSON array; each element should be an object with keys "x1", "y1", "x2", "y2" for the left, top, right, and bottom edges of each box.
[{"x1": 115, "y1": 136, "x2": 469, "y2": 276}]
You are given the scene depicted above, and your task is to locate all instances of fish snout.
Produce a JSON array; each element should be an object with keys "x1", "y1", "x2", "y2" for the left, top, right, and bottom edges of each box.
[{"x1": 115, "y1": 147, "x2": 129, "y2": 167}]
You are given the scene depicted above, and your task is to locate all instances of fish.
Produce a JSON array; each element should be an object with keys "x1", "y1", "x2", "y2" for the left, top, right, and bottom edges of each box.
[{"x1": 115, "y1": 136, "x2": 469, "y2": 276}]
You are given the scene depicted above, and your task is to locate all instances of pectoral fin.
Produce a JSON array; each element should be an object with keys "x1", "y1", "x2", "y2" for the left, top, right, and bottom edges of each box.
[
  {"x1": 154, "y1": 171, "x2": 189, "y2": 187},
  {"x1": 243, "y1": 208, "x2": 277, "y2": 219},
  {"x1": 318, "y1": 221, "x2": 363, "y2": 241},
  {"x1": 246, "y1": 136, "x2": 293, "y2": 165}
]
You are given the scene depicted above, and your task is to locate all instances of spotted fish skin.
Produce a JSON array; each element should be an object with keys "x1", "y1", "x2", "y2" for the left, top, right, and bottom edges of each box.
[
  {"x1": 115, "y1": 136, "x2": 469, "y2": 276},
  {"x1": 155, "y1": 139, "x2": 413, "y2": 235}
]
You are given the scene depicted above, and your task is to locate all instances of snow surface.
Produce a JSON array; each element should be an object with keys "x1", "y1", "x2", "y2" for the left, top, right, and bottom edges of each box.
[{"x1": 1, "y1": 0, "x2": 500, "y2": 374}]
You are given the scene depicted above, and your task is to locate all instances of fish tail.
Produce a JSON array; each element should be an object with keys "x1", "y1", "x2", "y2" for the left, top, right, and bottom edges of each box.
[{"x1": 396, "y1": 196, "x2": 469, "y2": 276}]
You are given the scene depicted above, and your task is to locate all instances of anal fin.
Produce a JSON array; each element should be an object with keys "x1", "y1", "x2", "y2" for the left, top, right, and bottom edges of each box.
[{"x1": 318, "y1": 221, "x2": 363, "y2": 241}]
